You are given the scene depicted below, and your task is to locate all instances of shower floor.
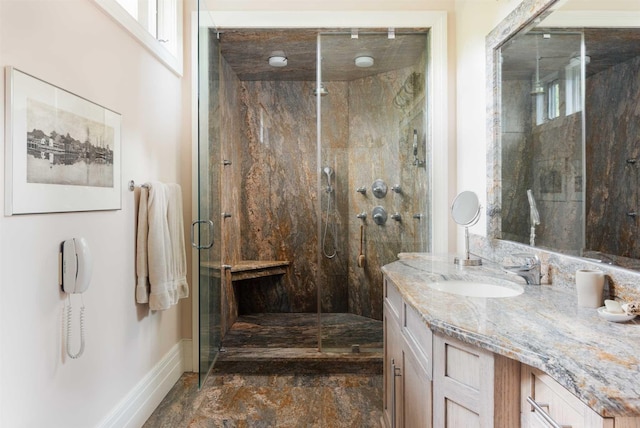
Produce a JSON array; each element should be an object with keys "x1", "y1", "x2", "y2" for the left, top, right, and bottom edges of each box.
[{"x1": 214, "y1": 312, "x2": 383, "y2": 374}]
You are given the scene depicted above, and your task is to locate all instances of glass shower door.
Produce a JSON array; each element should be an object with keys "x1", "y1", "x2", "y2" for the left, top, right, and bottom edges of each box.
[
  {"x1": 317, "y1": 31, "x2": 430, "y2": 352},
  {"x1": 196, "y1": 7, "x2": 222, "y2": 386}
]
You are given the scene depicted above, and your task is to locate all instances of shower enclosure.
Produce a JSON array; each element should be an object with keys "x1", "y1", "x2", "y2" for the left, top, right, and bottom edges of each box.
[{"x1": 195, "y1": 20, "x2": 431, "y2": 384}]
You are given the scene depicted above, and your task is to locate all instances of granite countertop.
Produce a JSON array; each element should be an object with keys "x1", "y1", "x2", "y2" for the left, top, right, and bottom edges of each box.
[{"x1": 382, "y1": 253, "x2": 640, "y2": 418}]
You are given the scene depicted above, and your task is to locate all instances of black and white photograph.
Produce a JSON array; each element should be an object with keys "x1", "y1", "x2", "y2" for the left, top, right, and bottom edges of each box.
[
  {"x1": 5, "y1": 67, "x2": 121, "y2": 215},
  {"x1": 27, "y1": 98, "x2": 115, "y2": 187}
]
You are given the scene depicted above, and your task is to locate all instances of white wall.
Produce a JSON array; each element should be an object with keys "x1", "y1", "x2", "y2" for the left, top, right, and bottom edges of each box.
[
  {"x1": 454, "y1": 0, "x2": 521, "y2": 249},
  {"x1": 0, "y1": 0, "x2": 191, "y2": 426}
]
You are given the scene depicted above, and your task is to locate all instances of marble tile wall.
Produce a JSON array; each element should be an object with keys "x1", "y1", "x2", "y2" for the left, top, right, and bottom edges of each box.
[
  {"x1": 213, "y1": 33, "x2": 429, "y2": 324},
  {"x1": 343, "y1": 65, "x2": 429, "y2": 320},
  {"x1": 586, "y1": 55, "x2": 640, "y2": 259},
  {"x1": 238, "y1": 79, "x2": 322, "y2": 313}
]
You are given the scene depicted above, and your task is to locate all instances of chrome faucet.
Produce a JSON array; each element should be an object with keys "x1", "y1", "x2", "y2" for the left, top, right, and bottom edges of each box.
[{"x1": 503, "y1": 253, "x2": 541, "y2": 285}]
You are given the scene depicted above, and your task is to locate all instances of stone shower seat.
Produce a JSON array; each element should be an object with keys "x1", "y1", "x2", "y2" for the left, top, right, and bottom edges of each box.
[{"x1": 201, "y1": 260, "x2": 290, "y2": 282}]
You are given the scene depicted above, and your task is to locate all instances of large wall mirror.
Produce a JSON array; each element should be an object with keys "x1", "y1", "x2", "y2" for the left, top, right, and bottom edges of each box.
[{"x1": 489, "y1": 0, "x2": 640, "y2": 271}]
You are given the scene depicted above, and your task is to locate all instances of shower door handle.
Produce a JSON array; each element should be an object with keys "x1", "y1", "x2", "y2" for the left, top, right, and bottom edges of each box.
[{"x1": 191, "y1": 220, "x2": 214, "y2": 249}]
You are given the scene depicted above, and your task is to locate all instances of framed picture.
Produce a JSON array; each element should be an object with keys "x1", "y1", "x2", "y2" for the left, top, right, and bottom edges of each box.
[{"x1": 4, "y1": 67, "x2": 121, "y2": 215}]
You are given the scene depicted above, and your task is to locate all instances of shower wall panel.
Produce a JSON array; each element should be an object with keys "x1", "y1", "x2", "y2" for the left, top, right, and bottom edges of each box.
[
  {"x1": 346, "y1": 64, "x2": 428, "y2": 320},
  {"x1": 238, "y1": 80, "x2": 349, "y2": 313}
]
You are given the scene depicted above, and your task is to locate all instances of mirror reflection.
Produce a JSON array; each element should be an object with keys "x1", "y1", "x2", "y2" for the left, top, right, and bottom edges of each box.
[{"x1": 498, "y1": 0, "x2": 640, "y2": 270}]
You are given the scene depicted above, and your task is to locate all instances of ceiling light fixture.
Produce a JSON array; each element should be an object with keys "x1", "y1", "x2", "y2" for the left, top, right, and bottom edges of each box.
[
  {"x1": 355, "y1": 56, "x2": 374, "y2": 68},
  {"x1": 268, "y1": 51, "x2": 287, "y2": 67}
]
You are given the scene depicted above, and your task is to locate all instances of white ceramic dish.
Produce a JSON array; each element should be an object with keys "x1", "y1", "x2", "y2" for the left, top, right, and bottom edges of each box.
[{"x1": 597, "y1": 306, "x2": 637, "y2": 323}]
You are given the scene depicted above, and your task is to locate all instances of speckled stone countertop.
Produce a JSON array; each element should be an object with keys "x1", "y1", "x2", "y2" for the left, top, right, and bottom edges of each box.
[{"x1": 382, "y1": 253, "x2": 640, "y2": 418}]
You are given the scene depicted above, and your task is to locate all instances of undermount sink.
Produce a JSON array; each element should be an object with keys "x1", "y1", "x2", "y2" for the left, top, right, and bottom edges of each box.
[{"x1": 427, "y1": 280, "x2": 524, "y2": 298}]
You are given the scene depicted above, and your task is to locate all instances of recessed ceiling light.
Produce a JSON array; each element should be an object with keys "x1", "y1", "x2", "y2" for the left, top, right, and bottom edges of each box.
[
  {"x1": 355, "y1": 56, "x2": 374, "y2": 68},
  {"x1": 268, "y1": 51, "x2": 287, "y2": 67}
]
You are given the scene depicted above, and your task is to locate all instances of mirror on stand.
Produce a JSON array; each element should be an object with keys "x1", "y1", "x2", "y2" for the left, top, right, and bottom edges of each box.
[{"x1": 452, "y1": 191, "x2": 482, "y2": 266}]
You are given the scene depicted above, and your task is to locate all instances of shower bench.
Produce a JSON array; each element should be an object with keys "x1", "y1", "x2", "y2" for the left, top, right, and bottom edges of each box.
[
  {"x1": 200, "y1": 260, "x2": 290, "y2": 282},
  {"x1": 228, "y1": 260, "x2": 290, "y2": 281}
]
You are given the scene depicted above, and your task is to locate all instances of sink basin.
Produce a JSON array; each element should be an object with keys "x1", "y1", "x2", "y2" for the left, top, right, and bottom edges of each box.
[{"x1": 427, "y1": 280, "x2": 523, "y2": 298}]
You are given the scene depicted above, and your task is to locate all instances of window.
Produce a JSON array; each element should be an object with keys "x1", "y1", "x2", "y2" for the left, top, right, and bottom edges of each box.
[
  {"x1": 94, "y1": 0, "x2": 183, "y2": 75},
  {"x1": 547, "y1": 79, "x2": 560, "y2": 120}
]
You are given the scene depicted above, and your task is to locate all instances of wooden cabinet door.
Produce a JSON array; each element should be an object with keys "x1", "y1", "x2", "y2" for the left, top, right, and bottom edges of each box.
[
  {"x1": 521, "y1": 365, "x2": 613, "y2": 428},
  {"x1": 401, "y1": 335, "x2": 433, "y2": 428},
  {"x1": 384, "y1": 304, "x2": 404, "y2": 427},
  {"x1": 433, "y1": 333, "x2": 520, "y2": 428}
]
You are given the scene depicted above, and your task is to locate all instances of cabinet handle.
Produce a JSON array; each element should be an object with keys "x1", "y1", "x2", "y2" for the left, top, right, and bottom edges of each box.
[
  {"x1": 527, "y1": 396, "x2": 572, "y2": 428},
  {"x1": 391, "y1": 359, "x2": 402, "y2": 428}
]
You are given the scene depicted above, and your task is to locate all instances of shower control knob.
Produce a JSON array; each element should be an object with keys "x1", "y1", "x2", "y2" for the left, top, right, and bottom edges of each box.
[
  {"x1": 413, "y1": 213, "x2": 424, "y2": 220},
  {"x1": 372, "y1": 179, "x2": 388, "y2": 199},
  {"x1": 356, "y1": 186, "x2": 367, "y2": 194},
  {"x1": 356, "y1": 212, "x2": 367, "y2": 219},
  {"x1": 372, "y1": 206, "x2": 388, "y2": 225},
  {"x1": 391, "y1": 185, "x2": 402, "y2": 194},
  {"x1": 391, "y1": 213, "x2": 402, "y2": 222}
]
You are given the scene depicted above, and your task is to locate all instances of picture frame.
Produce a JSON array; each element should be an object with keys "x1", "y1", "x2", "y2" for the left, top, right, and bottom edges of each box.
[{"x1": 4, "y1": 67, "x2": 121, "y2": 215}]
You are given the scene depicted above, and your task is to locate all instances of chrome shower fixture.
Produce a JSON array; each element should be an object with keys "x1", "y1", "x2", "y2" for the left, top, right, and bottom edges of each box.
[
  {"x1": 323, "y1": 166, "x2": 334, "y2": 191},
  {"x1": 313, "y1": 84, "x2": 328, "y2": 96},
  {"x1": 322, "y1": 165, "x2": 337, "y2": 258}
]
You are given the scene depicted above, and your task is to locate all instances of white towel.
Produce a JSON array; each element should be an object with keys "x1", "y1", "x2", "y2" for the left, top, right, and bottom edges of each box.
[{"x1": 136, "y1": 182, "x2": 189, "y2": 310}]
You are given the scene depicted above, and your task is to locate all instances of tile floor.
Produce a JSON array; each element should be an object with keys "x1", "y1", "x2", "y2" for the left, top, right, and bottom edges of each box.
[
  {"x1": 143, "y1": 313, "x2": 384, "y2": 427},
  {"x1": 143, "y1": 372, "x2": 383, "y2": 427}
]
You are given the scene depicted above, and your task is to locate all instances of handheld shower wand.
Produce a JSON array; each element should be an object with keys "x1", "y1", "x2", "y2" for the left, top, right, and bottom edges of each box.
[
  {"x1": 322, "y1": 166, "x2": 337, "y2": 258},
  {"x1": 323, "y1": 166, "x2": 334, "y2": 192}
]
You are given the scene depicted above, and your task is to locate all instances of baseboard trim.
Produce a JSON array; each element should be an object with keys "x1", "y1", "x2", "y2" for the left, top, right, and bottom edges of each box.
[{"x1": 97, "y1": 339, "x2": 192, "y2": 428}]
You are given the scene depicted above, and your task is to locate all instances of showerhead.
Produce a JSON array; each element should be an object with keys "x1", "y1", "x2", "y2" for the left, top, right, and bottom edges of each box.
[{"x1": 323, "y1": 166, "x2": 334, "y2": 188}]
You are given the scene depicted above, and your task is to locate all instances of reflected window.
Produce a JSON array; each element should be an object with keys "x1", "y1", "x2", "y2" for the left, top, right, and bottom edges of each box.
[
  {"x1": 547, "y1": 79, "x2": 560, "y2": 119},
  {"x1": 565, "y1": 57, "x2": 582, "y2": 115}
]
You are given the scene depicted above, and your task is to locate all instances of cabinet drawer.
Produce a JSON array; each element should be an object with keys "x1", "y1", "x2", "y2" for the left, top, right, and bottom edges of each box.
[
  {"x1": 403, "y1": 302, "x2": 433, "y2": 377},
  {"x1": 385, "y1": 278, "x2": 402, "y2": 320},
  {"x1": 521, "y1": 365, "x2": 612, "y2": 428}
]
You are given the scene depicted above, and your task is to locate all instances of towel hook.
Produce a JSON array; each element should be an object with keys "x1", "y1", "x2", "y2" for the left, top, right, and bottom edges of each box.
[{"x1": 128, "y1": 180, "x2": 150, "y2": 191}]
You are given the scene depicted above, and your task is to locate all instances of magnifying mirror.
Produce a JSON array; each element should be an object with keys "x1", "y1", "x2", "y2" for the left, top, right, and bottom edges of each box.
[{"x1": 451, "y1": 191, "x2": 482, "y2": 266}]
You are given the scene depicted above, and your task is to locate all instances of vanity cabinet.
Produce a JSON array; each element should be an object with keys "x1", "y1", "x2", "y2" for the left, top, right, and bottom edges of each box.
[
  {"x1": 432, "y1": 333, "x2": 520, "y2": 428},
  {"x1": 521, "y1": 365, "x2": 613, "y2": 428},
  {"x1": 383, "y1": 278, "x2": 433, "y2": 428}
]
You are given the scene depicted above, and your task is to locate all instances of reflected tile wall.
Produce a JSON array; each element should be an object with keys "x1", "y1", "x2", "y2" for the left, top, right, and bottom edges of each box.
[
  {"x1": 586, "y1": 56, "x2": 640, "y2": 259},
  {"x1": 501, "y1": 78, "x2": 582, "y2": 252}
]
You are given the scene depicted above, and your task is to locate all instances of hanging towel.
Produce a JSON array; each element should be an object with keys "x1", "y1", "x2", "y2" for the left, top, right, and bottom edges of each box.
[{"x1": 136, "y1": 182, "x2": 189, "y2": 310}]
